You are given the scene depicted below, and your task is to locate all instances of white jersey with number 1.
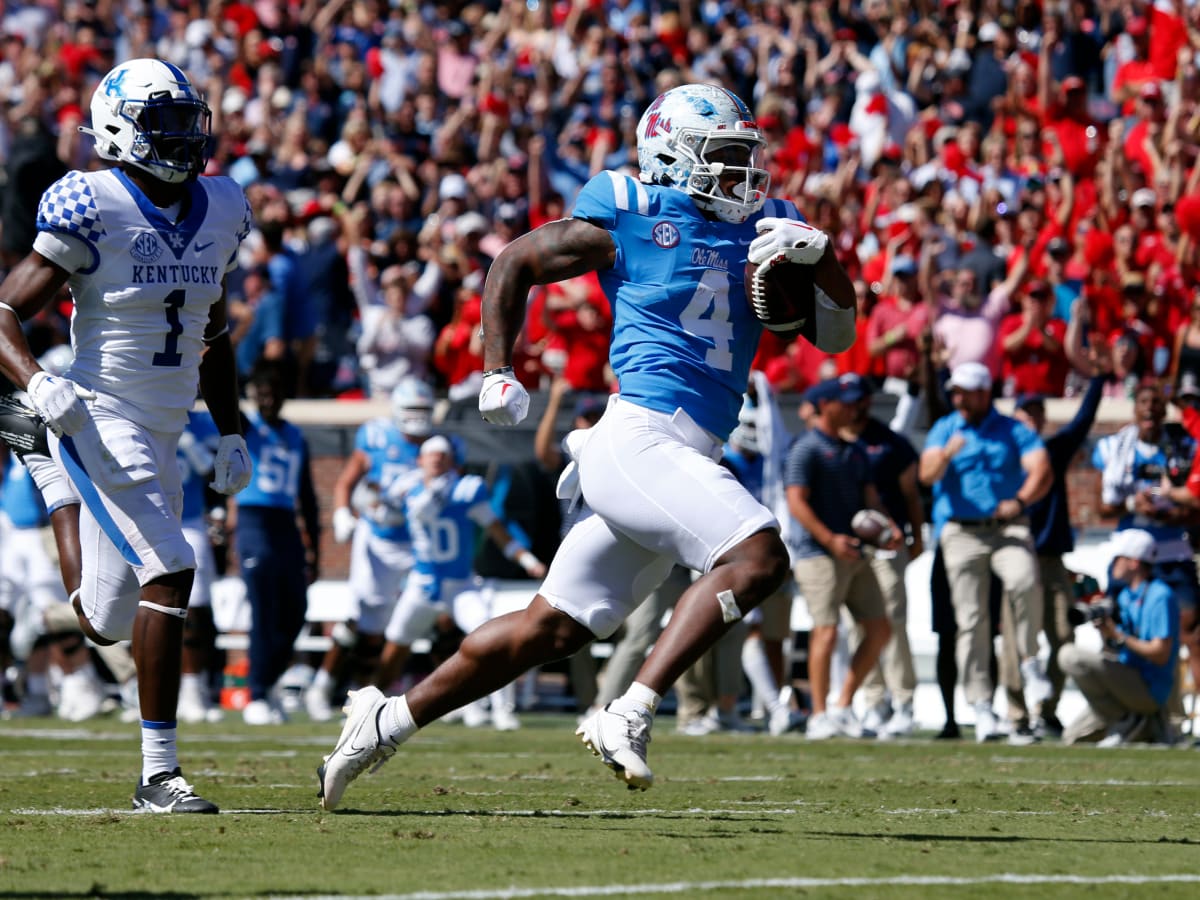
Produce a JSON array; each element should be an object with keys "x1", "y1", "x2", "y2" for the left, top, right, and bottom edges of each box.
[{"x1": 34, "y1": 168, "x2": 252, "y2": 431}]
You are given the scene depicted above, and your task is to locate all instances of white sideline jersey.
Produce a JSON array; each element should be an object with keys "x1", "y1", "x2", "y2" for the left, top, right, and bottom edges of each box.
[{"x1": 35, "y1": 169, "x2": 252, "y2": 431}]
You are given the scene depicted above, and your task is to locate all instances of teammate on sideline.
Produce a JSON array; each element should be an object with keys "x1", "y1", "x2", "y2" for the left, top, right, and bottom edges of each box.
[
  {"x1": 376, "y1": 434, "x2": 547, "y2": 730},
  {"x1": 0, "y1": 59, "x2": 252, "y2": 813},
  {"x1": 318, "y1": 83, "x2": 856, "y2": 809},
  {"x1": 305, "y1": 376, "x2": 433, "y2": 721}
]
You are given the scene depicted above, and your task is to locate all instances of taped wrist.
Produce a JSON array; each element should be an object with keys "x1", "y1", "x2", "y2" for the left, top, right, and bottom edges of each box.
[{"x1": 813, "y1": 287, "x2": 855, "y2": 353}]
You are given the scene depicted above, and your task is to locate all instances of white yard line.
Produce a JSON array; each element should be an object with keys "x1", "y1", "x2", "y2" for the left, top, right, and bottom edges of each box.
[{"x1": 268, "y1": 874, "x2": 1200, "y2": 900}]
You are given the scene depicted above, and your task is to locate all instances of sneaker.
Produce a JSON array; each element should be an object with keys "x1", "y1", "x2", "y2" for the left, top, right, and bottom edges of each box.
[
  {"x1": 58, "y1": 671, "x2": 106, "y2": 722},
  {"x1": 304, "y1": 685, "x2": 334, "y2": 723},
  {"x1": 492, "y1": 706, "x2": 521, "y2": 732},
  {"x1": 177, "y1": 680, "x2": 212, "y2": 725},
  {"x1": 974, "y1": 702, "x2": 1000, "y2": 743},
  {"x1": 676, "y1": 714, "x2": 719, "y2": 736},
  {"x1": 883, "y1": 702, "x2": 915, "y2": 739},
  {"x1": 934, "y1": 722, "x2": 961, "y2": 740},
  {"x1": 243, "y1": 698, "x2": 284, "y2": 726},
  {"x1": 1021, "y1": 658, "x2": 1054, "y2": 708},
  {"x1": 1036, "y1": 712, "x2": 1064, "y2": 738},
  {"x1": 461, "y1": 699, "x2": 491, "y2": 728},
  {"x1": 768, "y1": 705, "x2": 803, "y2": 737},
  {"x1": 575, "y1": 704, "x2": 654, "y2": 791},
  {"x1": 317, "y1": 687, "x2": 396, "y2": 811},
  {"x1": 132, "y1": 768, "x2": 218, "y2": 814},
  {"x1": 1008, "y1": 722, "x2": 1040, "y2": 746},
  {"x1": 829, "y1": 705, "x2": 868, "y2": 738},
  {"x1": 861, "y1": 701, "x2": 891, "y2": 736},
  {"x1": 805, "y1": 711, "x2": 837, "y2": 740}
]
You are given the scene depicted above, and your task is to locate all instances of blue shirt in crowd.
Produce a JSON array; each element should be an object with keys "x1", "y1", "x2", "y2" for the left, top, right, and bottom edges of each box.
[
  {"x1": 1117, "y1": 578, "x2": 1179, "y2": 707},
  {"x1": 925, "y1": 406, "x2": 1044, "y2": 534}
]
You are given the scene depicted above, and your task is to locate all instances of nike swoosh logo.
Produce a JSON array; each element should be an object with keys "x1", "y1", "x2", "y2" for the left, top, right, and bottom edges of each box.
[
  {"x1": 501, "y1": 384, "x2": 511, "y2": 398},
  {"x1": 194, "y1": 241, "x2": 214, "y2": 254}
]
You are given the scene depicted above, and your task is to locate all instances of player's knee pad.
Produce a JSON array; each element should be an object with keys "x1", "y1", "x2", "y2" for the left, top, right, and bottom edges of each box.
[{"x1": 138, "y1": 600, "x2": 188, "y2": 620}]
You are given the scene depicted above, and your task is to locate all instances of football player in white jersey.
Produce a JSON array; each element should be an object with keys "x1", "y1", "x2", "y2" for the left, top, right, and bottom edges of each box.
[
  {"x1": 0, "y1": 59, "x2": 252, "y2": 813},
  {"x1": 318, "y1": 83, "x2": 857, "y2": 810}
]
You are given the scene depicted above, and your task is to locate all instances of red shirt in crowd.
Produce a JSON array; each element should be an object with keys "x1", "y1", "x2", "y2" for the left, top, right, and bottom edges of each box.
[{"x1": 998, "y1": 313, "x2": 1069, "y2": 395}]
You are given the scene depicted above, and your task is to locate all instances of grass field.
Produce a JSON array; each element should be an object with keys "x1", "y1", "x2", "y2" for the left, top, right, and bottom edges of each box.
[{"x1": 2, "y1": 713, "x2": 1199, "y2": 899}]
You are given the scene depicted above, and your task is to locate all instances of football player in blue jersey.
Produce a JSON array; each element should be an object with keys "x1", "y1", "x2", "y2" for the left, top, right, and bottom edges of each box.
[
  {"x1": 305, "y1": 377, "x2": 433, "y2": 721},
  {"x1": 236, "y1": 363, "x2": 320, "y2": 726},
  {"x1": 0, "y1": 59, "x2": 252, "y2": 813},
  {"x1": 318, "y1": 83, "x2": 856, "y2": 808}
]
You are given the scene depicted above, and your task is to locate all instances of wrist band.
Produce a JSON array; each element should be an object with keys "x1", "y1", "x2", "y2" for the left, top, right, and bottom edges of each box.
[
  {"x1": 503, "y1": 538, "x2": 524, "y2": 560},
  {"x1": 483, "y1": 365, "x2": 514, "y2": 377}
]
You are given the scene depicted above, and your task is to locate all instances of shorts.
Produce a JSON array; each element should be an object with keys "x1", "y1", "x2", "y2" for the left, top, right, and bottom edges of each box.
[
  {"x1": 539, "y1": 398, "x2": 778, "y2": 639},
  {"x1": 348, "y1": 528, "x2": 414, "y2": 634},
  {"x1": 51, "y1": 401, "x2": 192, "y2": 641},
  {"x1": 384, "y1": 573, "x2": 477, "y2": 645},
  {"x1": 792, "y1": 553, "x2": 885, "y2": 628}
]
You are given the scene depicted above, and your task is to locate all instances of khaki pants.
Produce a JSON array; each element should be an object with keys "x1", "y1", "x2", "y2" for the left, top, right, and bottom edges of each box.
[
  {"x1": 1000, "y1": 554, "x2": 1075, "y2": 722},
  {"x1": 939, "y1": 520, "x2": 1042, "y2": 706},
  {"x1": 1058, "y1": 644, "x2": 1160, "y2": 744},
  {"x1": 855, "y1": 547, "x2": 917, "y2": 709},
  {"x1": 676, "y1": 622, "x2": 747, "y2": 723}
]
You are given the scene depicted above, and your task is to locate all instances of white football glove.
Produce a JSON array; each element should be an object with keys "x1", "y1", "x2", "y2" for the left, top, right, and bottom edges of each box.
[
  {"x1": 748, "y1": 217, "x2": 829, "y2": 268},
  {"x1": 478, "y1": 368, "x2": 529, "y2": 426},
  {"x1": 26, "y1": 371, "x2": 93, "y2": 437},
  {"x1": 210, "y1": 434, "x2": 252, "y2": 495},
  {"x1": 332, "y1": 506, "x2": 357, "y2": 543}
]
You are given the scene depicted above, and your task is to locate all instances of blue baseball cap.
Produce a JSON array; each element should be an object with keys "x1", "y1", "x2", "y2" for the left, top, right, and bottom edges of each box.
[{"x1": 807, "y1": 375, "x2": 866, "y2": 405}]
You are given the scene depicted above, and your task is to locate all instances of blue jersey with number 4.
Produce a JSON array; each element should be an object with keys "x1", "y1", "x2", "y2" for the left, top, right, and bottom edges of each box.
[{"x1": 571, "y1": 171, "x2": 799, "y2": 439}]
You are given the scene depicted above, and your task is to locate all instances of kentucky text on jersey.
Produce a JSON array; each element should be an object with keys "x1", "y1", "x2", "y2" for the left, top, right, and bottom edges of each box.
[{"x1": 131, "y1": 264, "x2": 222, "y2": 284}]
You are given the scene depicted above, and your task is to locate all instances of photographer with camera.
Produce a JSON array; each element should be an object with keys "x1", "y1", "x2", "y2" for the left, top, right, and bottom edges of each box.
[{"x1": 1058, "y1": 530, "x2": 1180, "y2": 745}]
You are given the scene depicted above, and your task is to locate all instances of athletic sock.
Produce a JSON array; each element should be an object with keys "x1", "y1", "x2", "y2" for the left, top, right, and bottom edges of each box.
[
  {"x1": 381, "y1": 695, "x2": 418, "y2": 745},
  {"x1": 610, "y1": 681, "x2": 661, "y2": 717},
  {"x1": 141, "y1": 721, "x2": 179, "y2": 782}
]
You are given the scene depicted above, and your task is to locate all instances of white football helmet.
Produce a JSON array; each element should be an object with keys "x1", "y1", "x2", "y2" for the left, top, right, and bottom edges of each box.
[
  {"x1": 636, "y1": 83, "x2": 769, "y2": 224},
  {"x1": 391, "y1": 377, "x2": 435, "y2": 437},
  {"x1": 80, "y1": 58, "x2": 212, "y2": 184}
]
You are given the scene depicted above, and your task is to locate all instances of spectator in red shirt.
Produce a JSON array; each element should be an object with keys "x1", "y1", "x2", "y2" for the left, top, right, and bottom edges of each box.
[
  {"x1": 999, "y1": 280, "x2": 1069, "y2": 397},
  {"x1": 1112, "y1": 18, "x2": 1160, "y2": 114},
  {"x1": 1123, "y1": 82, "x2": 1168, "y2": 182},
  {"x1": 866, "y1": 255, "x2": 929, "y2": 390}
]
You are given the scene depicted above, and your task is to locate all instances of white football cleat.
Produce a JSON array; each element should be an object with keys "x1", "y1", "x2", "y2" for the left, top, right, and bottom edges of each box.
[
  {"x1": 974, "y1": 702, "x2": 1000, "y2": 743},
  {"x1": 177, "y1": 679, "x2": 212, "y2": 725},
  {"x1": 317, "y1": 687, "x2": 396, "y2": 811},
  {"x1": 576, "y1": 704, "x2": 654, "y2": 791}
]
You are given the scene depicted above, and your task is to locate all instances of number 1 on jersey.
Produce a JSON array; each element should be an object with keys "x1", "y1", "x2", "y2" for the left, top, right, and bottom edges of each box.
[
  {"x1": 679, "y1": 269, "x2": 734, "y2": 371},
  {"x1": 153, "y1": 288, "x2": 185, "y2": 367}
]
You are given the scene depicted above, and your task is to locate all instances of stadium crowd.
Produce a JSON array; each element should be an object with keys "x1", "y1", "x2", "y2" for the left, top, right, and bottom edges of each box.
[
  {"x1": 8, "y1": 0, "x2": 1200, "y2": 400},
  {"x1": 1, "y1": 0, "x2": 1199, "y2": 747}
]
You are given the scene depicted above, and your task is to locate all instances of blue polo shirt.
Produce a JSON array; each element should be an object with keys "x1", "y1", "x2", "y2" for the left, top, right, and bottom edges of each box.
[
  {"x1": 1117, "y1": 578, "x2": 1179, "y2": 706},
  {"x1": 784, "y1": 426, "x2": 872, "y2": 559},
  {"x1": 925, "y1": 407, "x2": 1044, "y2": 535}
]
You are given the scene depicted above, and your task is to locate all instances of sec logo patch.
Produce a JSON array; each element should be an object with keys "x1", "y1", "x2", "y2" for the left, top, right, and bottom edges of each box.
[{"x1": 652, "y1": 221, "x2": 680, "y2": 248}]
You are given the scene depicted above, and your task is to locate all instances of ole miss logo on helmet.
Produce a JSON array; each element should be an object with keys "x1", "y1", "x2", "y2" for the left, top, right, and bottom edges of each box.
[{"x1": 643, "y1": 95, "x2": 671, "y2": 137}]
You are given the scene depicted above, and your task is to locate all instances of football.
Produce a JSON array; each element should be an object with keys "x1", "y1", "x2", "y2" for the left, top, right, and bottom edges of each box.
[
  {"x1": 851, "y1": 509, "x2": 894, "y2": 547},
  {"x1": 744, "y1": 258, "x2": 816, "y2": 337}
]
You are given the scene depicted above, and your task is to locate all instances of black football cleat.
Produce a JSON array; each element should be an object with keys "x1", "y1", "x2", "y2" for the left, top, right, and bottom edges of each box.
[{"x1": 132, "y1": 768, "x2": 219, "y2": 814}]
